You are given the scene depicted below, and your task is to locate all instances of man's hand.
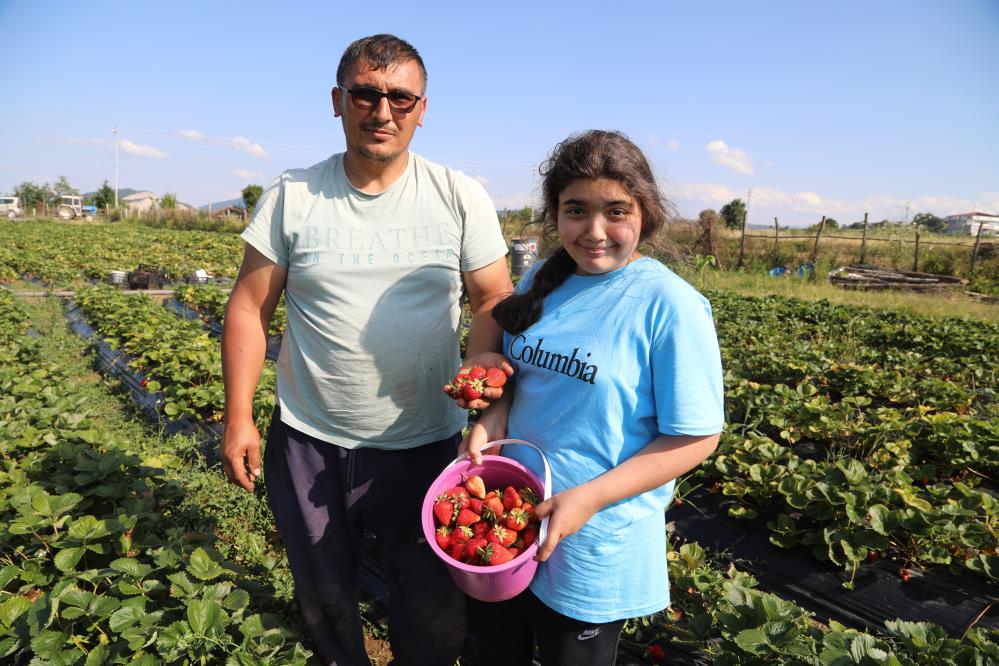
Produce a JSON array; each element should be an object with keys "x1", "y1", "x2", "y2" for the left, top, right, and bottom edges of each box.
[
  {"x1": 220, "y1": 418, "x2": 262, "y2": 492},
  {"x1": 442, "y1": 352, "x2": 513, "y2": 410}
]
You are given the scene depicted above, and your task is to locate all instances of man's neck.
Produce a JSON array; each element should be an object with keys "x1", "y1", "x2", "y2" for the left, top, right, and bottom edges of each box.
[{"x1": 343, "y1": 150, "x2": 410, "y2": 194}]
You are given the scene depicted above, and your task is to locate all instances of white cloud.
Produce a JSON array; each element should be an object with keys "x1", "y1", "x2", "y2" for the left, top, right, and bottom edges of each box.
[
  {"x1": 120, "y1": 139, "x2": 168, "y2": 159},
  {"x1": 795, "y1": 191, "x2": 822, "y2": 208},
  {"x1": 747, "y1": 186, "x2": 790, "y2": 206},
  {"x1": 667, "y1": 139, "x2": 682, "y2": 151},
  {"x1": 231, "y1": 136, "x2": 268, "y2": 158},
  {"x1": 706, "y1": 140, "x2": 754, "y2": 175},
  {"x1": 668, "y1": 182, "x2": 737, "y2": 205},
  {"x1": 178, "y1": 129, "x2": 204, "y2": 140},
  {"x1": 473, "y1": 175, "x2": 490, "y2": 186},
  {"x1": 234, "y1": 168, "x2": 264, "y2": 180}
]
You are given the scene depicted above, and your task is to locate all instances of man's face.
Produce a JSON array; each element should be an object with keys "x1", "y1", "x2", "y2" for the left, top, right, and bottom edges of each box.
[{"x1": 333, "y1": 59, "x2": 426, "y2": 164}]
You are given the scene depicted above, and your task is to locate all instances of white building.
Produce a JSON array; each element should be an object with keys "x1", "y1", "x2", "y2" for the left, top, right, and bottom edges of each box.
[
  {"x1": 121, "y1": 191, "x2": 194, "y2": 212},
  {"x1": 945, "y1": 211, "x2": 999, "y2": 236}
]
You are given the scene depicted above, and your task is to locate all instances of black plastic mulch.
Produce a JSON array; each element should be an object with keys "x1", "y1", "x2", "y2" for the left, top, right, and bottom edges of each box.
[{"x1": 670, "y1": 489, "x2": 998, "y2": 636}]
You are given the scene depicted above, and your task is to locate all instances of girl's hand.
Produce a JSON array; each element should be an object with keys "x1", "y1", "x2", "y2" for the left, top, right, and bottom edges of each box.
[
  {"x1": 458, "y1": 419, "x2": 507, "y2": 465},
  {"x1": 533, "y1": 485, "x2": 600, "y2": 562},
  {"x1": 442, "y1": 352, "x2": 513, "y2": 410}
]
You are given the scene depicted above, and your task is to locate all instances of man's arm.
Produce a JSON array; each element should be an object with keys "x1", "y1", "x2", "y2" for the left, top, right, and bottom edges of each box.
[
  {"x1": 220, "y1": 244, "x2": 287, "y2": 492},
  {"x1": 458, "y1": 257, "x2": 514, "y2": 409}
]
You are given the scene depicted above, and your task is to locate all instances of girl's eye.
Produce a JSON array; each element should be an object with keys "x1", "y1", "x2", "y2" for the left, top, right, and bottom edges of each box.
[
  {"x1": 610, "y1": 208, "x2": 629, "y2": 217},
  {"x1": 565, "y1": 207, "x2": 584, "y2": 216}
]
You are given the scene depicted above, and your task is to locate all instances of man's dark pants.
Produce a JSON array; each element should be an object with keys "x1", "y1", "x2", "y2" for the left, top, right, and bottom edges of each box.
[{"x1": 264, "y1": 410, "x2": 466, "y2": 665}]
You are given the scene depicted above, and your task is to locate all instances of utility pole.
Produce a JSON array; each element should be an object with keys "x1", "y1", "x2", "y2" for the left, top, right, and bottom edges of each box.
[{"x1": 112, "y1": 125, "x2": 119, "y2": 208}]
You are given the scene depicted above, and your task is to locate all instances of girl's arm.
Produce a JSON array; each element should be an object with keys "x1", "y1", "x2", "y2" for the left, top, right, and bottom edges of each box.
[
  {"x1": 459, "y1": 388, "x2": 513, "y2": 463},
  {"x1": 533, "y1": 432, "x2": 720, "y2": 562}
]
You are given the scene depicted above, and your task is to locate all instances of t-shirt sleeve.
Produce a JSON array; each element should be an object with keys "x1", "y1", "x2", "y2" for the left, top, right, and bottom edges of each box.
[
  {"x1": 454, "y1": 174, "x2": 508, "y2": 272},
  {"x1": 239, "y1": 175, "x2": 288, "y2": 267},
  {"x1": 652, "y1": 292, "x2": 725, "y2": 436}
]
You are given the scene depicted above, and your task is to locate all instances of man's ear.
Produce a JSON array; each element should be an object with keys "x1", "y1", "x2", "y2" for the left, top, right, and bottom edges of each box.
[{"x1": 332, "y1": 86, "x2": 343, "y2": 118}]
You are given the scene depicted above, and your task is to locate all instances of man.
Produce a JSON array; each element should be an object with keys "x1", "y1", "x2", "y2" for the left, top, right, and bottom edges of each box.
[{"x1": 220, "y1": 34, "x2": 513, "y2": 665}]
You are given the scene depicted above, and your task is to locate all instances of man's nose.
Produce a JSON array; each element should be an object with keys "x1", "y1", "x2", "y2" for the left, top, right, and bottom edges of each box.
[{"x1": 370, "y1": 95, "x2": 393, "y2": 121}]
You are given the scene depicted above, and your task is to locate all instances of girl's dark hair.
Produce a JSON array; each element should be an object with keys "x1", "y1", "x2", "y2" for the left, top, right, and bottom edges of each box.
[{"x1": 492, "y1": 130, "x2": 671, "y2": 334}]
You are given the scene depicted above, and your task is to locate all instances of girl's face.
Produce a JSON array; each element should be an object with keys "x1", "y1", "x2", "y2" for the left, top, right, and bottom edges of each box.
[{"x1": 556, "y1": 178, "x2": 643, "y2": 276}]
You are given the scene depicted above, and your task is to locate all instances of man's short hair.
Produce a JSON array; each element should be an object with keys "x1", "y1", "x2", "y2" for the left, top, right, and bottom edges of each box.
[{"x1": 336, "y1": 34, "x2": 427, "y2": 91}]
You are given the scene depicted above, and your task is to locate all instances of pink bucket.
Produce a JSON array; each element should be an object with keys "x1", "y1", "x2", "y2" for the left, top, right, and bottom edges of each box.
[{"x1": 421, "y1": 439, "x2": 551, "y2": 602}]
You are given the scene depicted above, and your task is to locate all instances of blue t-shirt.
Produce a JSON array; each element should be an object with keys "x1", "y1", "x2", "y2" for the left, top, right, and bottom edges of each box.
[{"x1": 502, "y1": 257, "x2": 724, "y2": 623}]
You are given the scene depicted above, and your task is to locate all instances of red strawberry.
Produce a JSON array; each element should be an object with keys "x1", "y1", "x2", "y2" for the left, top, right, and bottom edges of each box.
[
  {"x1": 477, "y1": 543, "x2": 514, "y2": 566},
  {"x1": 484, "y1": 367, "x2": 507, "y2": 388},
  {"x1": 900, "y1": 568, "x2": 911, "y2": 582},
  {"x1": 505, "y1": 508, "x2": 529, "y2": 532},
  {"x1": 472, "y1": 521, "x2": 489, "y2": 538},
  {"x1": 460, "y1": 384, "x2": 482, "y2": 401},
  {"x1": 464, "y1": 475, "x2": 486, "y2": 500},
  {"x1": 465, "y1": 536, "x2": 488, "y2": 560},
  {"x1": 482, "y1": 495, "x2": 505, "y2": 522},
  {"x1": 468, "y1": 366, "x2": 487, "y2": 380},
  {"x1": 457, "y1": 508, "x2": 482, "y2": 527},
  {"x1": 468, "y1": 497, "x2": 484, "y2": 514},
  {"x1": 647, "y1": 644, "x2": 666, "y2": 661},
  {"x1": 502, "y1": 486, "x2": 523, "y2": 511},
  {"x1": 522, "y1": 527, "x2": 538, "y2": 548},
  {"x1": 447, "y1": 486, "x2": 470, "y2": 509},
  {"x1": 451, "y1": 524, "x2": 473, "y2": 545},
  {"x1": 435, "y1": 526, "x2": 453, "y2": 550},
  {"x1": 508, "y1": 546, "x2": 520, "y2": 558},
  {"x1": 520, "y1": 502, "x2": 536, "y2": 521},
  {"x1": 488, "y1": 524, "x2": 516, "y2": 547},
  {"x1": 433, "y1": 498, "x2": 456, "y2": 526},
  {"x1": 449, "y1": 542, "x2": 466, "y2": 562}
]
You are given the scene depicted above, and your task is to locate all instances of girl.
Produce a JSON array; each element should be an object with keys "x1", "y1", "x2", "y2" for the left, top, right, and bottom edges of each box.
[{"x1": 463, "y1": 130, "x2": 724, "y2": 665}]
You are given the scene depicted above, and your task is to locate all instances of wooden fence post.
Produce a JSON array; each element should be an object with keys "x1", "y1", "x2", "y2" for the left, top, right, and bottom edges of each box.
[
  {"x1": 859, "y1": 213, "x2": 869, "y2": 264},
  {"x1": 736, "y1": 207, "x2": 749, "y2": 269},
  {"x1": 772, "y1": 217, "x2": 780, "y2": 256},
  {"x1": 912, "y1": 229, "x2": 921, "y2": 272},
  {"x1": 970, "y1": 222, "x2": 984, "y2": 273},
  {"x1": 809, "y1": 216, "x2": 826, "y2": 264}
]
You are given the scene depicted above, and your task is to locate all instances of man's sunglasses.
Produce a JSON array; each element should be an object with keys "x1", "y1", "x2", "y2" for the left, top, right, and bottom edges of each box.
[{"x1": 340, "y1": 86, "x2": 423, "y2": 114}]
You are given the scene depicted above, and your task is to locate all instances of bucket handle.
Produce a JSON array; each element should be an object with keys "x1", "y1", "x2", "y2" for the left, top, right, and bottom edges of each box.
[{"x1": 447, "y1": 438, "x2": 551, "y2": 551}]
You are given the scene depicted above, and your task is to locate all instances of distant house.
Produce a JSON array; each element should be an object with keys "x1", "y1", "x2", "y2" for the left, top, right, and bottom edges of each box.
[
  {"x1": 121, "y1": 191, "x2": 195, "y2": 212},
  {"x1": 945, "y1": 212, "x2": 999, "y2": 236},
  {"x1": 122, "y1": 191, "x2": 159, "y2": 212},
  {"x1": 211, "y1": 205, "x2": 246, "y2": 219}
]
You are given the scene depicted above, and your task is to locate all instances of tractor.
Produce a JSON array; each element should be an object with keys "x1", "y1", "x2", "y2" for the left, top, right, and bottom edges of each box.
[{"x1": 56, "y1": 195, "x2": 97, "y2": 221}]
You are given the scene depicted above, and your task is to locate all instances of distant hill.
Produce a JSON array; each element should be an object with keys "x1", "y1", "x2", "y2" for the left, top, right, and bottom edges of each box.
[
  {"x1": 81, "y1": 187, "x2": 140, "y2": 199},
  {"x1": 199, "y1": 198, "x2": 245, "y2": 212}
]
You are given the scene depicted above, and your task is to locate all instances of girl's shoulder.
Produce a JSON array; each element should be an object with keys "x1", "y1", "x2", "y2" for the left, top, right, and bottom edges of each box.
[{"x1": 626, "y1": 258, "x2": 711, "y2": 310}]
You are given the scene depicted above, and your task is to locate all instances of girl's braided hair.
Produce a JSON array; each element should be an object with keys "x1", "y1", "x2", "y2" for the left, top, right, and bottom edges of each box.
[{"x1": 492, "y1": 130, "x2": 671, "y2": 334}]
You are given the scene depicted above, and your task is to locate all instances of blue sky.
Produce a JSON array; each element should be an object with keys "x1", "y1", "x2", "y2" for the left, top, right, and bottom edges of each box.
[{"x1": 2, "y1": 0, "x2": 997, "y2": 227}]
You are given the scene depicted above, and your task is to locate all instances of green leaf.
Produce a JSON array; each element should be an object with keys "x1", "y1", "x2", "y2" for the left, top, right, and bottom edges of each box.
[
  {"x1": 187, "y1": 599, "x2": 228, "y2": 635},
  {"x1": 54, "y1": 547, "x2": 86, "y2": 573},
  {"x1": 111, "y1": 558, "x2": 151, "y2": 578},
  {"x1": 732, "y1": 627, "x2": 768, "y2": 654},
  {"x1": 30, "y1": 629, "x2": 67, "y2": 659},
  {"x1": 84, "y1": 643, "x2": 110, "y2": 666},
  {"x1": 0, "y1": 596, "x2": 31, "y2": 628},
  {"x1": 222, "y1": 588, "x2": 250, "y2": 612},
  {"x1": 188, "y1": 547, "x2": 226, "y2": 581}
]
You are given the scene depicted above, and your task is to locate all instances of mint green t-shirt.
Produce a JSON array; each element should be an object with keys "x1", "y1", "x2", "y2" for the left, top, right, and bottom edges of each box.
[{"x1": 241, "y1": 152, "x2": 507, "y2": 449}]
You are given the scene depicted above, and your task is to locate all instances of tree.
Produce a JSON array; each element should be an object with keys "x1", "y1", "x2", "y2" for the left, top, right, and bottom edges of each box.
[
  {"x1": 53, "y1": 176, "x2": 78, "y2": 197},
  {"x1": 242, "y1": 184, "x2": 264, "y2": 213},
  {"x1": 698, "y1": 209, "x2": 721, "y2": 228},
  {"x1": 13, "y1": 181, "x2": 53, "y2": 210},
  {"x1": 912, "y1": 212, "x2": 947, "y2": 233},
  {"x1": 720, "y1": 198, "x2": 746, "y2": 229},
  {"x1": 92, "y1": 181, "x2": 116, "y2": 210},
  {"x1": 824, "y1": 218, "x2": 839, "y2": 229},
  {"x1": 160, "y1": 193, "x2": 177, "y2": 209}
]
